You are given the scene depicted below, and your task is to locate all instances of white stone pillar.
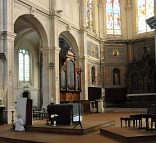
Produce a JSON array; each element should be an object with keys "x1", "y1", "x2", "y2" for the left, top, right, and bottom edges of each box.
[
  {"x1": 97, "y1": 1, "x2": 104, "y2": 38},
  {"x1": 50, "y1": 0, "x2": 56, "y2": 11},
  {"x1": 42, "y1": 48, "x2": 50, "y2": 108},
  {"x1": 0, "y1": 31, "x2": 16, "y2": 124},
  {"x1": 0, "y1": 0, "x2": 5, "y2": 104},
  {"x1": 0, "y1": 33, "x2": 6, "y2": 105},
  {"x1": 48, "y1": 7, "x2": 61, "y2": 104},
  {"x1": 0, "y1": 0, "x2": 16, "y2": 124},
  {"x1": 79, "y1": 0, "x2": 86, "y2": 28},
  {"x1": 4, "y1": 32, "x2": 16, "y2": 124},
  {"x1": 49, "y1": 47, "x2": 60, "y2": 104},
  {"x1": 125, "y1": 0, "x2": 134, "y2": 39},
  {"x1": 79, "y1": 0, "x2": 88, "y2": 100},
  {"x1": 79, "y1": 56, "x2": 88, "y2": 100}
]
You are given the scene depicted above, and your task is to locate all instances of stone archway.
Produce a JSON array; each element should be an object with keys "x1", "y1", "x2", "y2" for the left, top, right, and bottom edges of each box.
[
  {"x1": 59, "y1": 31, "x2": 79, "y2": 64},
  {"x1": 14, "y1": 14, "x2": 48, "y2": 108},
  {"x1": 59, "y1": 31, "x2": 81, "y2": 102}
]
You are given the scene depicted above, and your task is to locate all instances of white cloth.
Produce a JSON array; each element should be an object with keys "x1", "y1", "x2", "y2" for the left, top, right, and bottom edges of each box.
[
  {"x1": 15, "y1": 118, "x2": 25, "y2": 131},
  {"x1": 16, "y1": 98, "x2": 27, "y2": 125}
]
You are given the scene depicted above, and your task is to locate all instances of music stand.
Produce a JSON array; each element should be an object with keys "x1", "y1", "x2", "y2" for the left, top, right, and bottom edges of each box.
[{"x1": 73, "y1": 93, "x2": 83, "y2": 130}]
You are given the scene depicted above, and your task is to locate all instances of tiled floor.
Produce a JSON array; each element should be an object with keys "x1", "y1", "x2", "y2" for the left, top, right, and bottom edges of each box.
[{"x1": 0, "y1": 111, "x2": 155, "y2": 143}]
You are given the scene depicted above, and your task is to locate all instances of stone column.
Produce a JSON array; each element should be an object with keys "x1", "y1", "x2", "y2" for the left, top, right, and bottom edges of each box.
[
  {"x1": 97, "y1": 1, "x2": 104, "y2": 38},
  {"x1": 49, "y1": 47, "x2": 60, "y2": 104},
  {"x1": 50, "y1": 0, "x2": 56, "y2": 11},
  {"x1": 48, "y1": 6, "x2": 61, "y2": 104},
  {"x1": 0, "y1": 31, "x2": 16, "y2": 124},
  {"x1": 79, "y1": 56, "x2": 88, "y2": 100},
  {"x1": 0, "y1": 1, "x2": 6, "y2": 104},
  {"x1": 0, "y1": 0, "x2": 5, "y2": 103},
  {"x1": 0, "y1": 51, "x2": 5, "y2": 107},
  {"x1": 5, "y1": 32, "x2": 16, "y2": 124},
  {"x1": 125, "y1": 0, "x2": 134, "y2": 39},
  {"x1": 42, "y1": 48, "x2": 50, "y2": 108},
  {"x1": 79, "y1": 0, "x2": 86, "y2": 28},
  {"x1": 41, "y1": 46, "x2": 61, "y2": 107},
  {"x1": 0, "y1": 0, "x2": 16, "y2": 124},
  {"x1": 79, "y1": 0, "x2": 88, "y2": 100},
  {"x1": 127, "y1": 42, "x2": 134, "y2": 63}
]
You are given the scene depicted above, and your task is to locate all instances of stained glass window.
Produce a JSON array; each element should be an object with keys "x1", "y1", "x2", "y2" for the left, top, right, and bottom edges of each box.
[
  {"x1": 138, "y1": 0, "x2": 154, "y2": 33},
  {"x1": 19, "y1": 49, "x2": 30, "y2": 81},
  {"x1": 106, "y1": 0, "x2": 121, "y2": 35}
]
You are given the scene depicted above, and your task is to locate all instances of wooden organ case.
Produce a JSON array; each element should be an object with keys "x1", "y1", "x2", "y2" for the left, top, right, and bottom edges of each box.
[{"x1": 59, "y1": 43, "x2": 81, "y2": 103}]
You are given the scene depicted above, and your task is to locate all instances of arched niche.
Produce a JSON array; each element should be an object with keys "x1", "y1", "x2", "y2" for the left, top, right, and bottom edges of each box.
[
  {"x1": 59, "y1": 31, "x2": 79, "y2": 65},
  {"x1": 59, "y1": 33, "x2": 81, "y2": 103},
  {"x1": 14, "y1": 14, "x2": 48, "y2": 107},
  {"x1": 113, "y1": 68, "x2": 120, "y2": 85}
]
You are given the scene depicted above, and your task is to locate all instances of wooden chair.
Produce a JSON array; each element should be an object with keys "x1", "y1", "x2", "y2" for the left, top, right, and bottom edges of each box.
[{"x1": 120, "y1": 117, "x2": 135, "y2": 127}]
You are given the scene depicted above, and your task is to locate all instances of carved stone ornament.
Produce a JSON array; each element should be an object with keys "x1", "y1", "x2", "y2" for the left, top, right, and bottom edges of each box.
[
  {"x1": 30, "y1": 7, "x2": 36, "y2": 16},
  {"x1": 67, "y1": 25, "x2": 71, "y2": 32}
]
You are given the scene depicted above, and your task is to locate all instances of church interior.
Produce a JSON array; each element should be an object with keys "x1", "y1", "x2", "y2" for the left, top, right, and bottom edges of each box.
[{"x1": 0, "y1": 0, "x2": 156, "y2": 142}]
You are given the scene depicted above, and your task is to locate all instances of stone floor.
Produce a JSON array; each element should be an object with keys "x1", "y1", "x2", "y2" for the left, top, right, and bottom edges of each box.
[{"x1": 0, "y1": 111, "x2": 155, "y2": 143}]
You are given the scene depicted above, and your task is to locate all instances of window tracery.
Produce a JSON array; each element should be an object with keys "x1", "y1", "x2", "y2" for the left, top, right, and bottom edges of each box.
[
  {"x1": 106, "y1": 0, "x2": 121, "y2": 35},
  {"x1": 18, "y1": 49, "x2": 30, "y2": 81}
]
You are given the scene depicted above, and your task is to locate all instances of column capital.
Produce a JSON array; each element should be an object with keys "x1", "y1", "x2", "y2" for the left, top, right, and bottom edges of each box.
[
  {"x1": 40, "y1": 48, "x2": 48, "y2": 56},
  {"x1": 80, "y1": 26, "x2": 88, "y2": 32},
  {"x1": 55, "y1": 46, "x2": 61, "y2": 52}
]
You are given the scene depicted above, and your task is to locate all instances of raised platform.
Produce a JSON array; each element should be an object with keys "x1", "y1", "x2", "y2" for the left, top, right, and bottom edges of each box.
[
  {"x1": 26, "y1": 120, "x2": 115, "y2": 135},
  {"x1": 100, "y1": 127, "x2": 156, "y2": 142},
  {"x1": 0, "y1": 112, "x2": 151, "y2": 143}
]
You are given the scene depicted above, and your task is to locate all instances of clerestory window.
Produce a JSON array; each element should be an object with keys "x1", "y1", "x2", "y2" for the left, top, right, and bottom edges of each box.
[
  {"x1": 106, "y1": 0, "x2": 121, "y2": 35},
  {"x1": 18, "y1": 49, "x2": 30, "y2": 81}
]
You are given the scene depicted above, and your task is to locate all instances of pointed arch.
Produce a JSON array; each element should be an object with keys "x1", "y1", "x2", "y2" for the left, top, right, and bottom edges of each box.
[
  {"x1": 59, "y1": 31, "x2": 79, "y2": 64},
  {"x1": 14, "y1": 14, "x2": 49, "y2": 107},
  {"x1": 14, "y1": 14, "x2": 48, "y2": 49}
]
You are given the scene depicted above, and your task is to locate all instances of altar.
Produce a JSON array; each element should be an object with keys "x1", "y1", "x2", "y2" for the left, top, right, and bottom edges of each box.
[{"x1": 47, "y1": 103, "x2": 83, "y2": 125}]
